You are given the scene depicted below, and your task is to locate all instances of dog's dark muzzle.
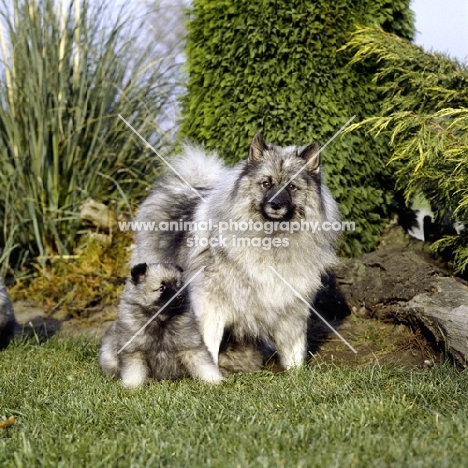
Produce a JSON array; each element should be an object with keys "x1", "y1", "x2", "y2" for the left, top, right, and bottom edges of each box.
[
  {"x1": 175, "y1": 293, "x2": 185, "y2": 304},
  {"x1": 262, "y1": 191, "x2": 294, "y2": 221},
  {"x1": 169, "y1": 291, "x2": 186, "y2": 308}
]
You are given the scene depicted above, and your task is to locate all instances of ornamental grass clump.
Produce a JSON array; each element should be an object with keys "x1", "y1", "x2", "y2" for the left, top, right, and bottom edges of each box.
[{"x1": 0, "y1": 0, "x2": 178, "y2": 274}]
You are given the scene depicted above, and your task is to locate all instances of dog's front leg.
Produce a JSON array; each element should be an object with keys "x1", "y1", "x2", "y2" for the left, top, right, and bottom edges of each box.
[
  {"x1": 119, "y1": 351, "x2": 148, "y2": 389},
  {"x1": 199, "y1": 310, "x2": 225, "y2": 366},
  {"x1": 179, "y1": 349, "x2": 224, "y2": 384},
  {"x1": 273, "y1": 318, "x2": 307, "y2": 369}
]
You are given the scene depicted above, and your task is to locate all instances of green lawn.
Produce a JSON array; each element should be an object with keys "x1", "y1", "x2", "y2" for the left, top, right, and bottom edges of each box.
[{"x1": 1, "y1": 337, "x2": 467, "y2": 467}]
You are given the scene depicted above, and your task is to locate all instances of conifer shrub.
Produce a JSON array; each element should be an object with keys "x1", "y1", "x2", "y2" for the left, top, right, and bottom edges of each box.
[
  {"x1": 346, "y1": 27, "x2": 468, "y2": 273},
  {"x1": 180, "y1": 0, "x2": 415, "y2": 256}
]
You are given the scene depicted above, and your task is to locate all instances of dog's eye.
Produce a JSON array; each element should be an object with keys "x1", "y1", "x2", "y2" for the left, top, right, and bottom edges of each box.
[
  {"x1": 261, "y1": 181, "x2": 271, "y2": 189},
  {"x1": 288, "y1": 183, "x2": 297, "y2": 192},
  {"x1": 159, "y1": 285, "x2": 166, "y2": 293}
]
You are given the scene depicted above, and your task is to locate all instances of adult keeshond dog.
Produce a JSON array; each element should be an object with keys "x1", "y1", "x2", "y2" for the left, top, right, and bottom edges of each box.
[
  {"x1": 130, "y1": 134, "x2": 340, "y2": 370},
  {"x1": 99, "y1": 262, "x2": 223, "y2": 388}
]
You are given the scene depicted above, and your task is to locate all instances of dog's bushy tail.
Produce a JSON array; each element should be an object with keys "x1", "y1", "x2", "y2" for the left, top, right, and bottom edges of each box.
[{"x1": 166, "y1": 145, "x2": 227, "y2": 190}]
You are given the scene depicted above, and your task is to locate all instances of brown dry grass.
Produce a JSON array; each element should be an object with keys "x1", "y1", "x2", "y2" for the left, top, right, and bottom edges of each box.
[{"x1": 10, "y1": 231, "x2": 132, "y2": 317}]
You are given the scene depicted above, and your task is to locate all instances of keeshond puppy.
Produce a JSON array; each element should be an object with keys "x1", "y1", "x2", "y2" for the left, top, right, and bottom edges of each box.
[
  {"x1": 130, "y1": 134, "x2": 340, "y2": 370},
  {"x1": 99, "y1": 262, "x2": 223, "y2": 388}
]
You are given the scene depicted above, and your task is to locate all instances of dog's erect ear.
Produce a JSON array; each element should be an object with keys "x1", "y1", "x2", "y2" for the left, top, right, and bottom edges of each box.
[
  {"x1": 130, "y1": 263, "x2": 148, "y2": 285},
  {"x1": 299, "y1": 142, "x2": 320, "y2": 174},
  {"x1": 248, "y1": 133, "x2": 267, "y2": 163}
]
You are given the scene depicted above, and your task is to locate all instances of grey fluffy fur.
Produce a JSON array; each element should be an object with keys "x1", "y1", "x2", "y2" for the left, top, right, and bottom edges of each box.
[
  {"x1": 0, "y1": 275, "x2": 16, "y2": 349},
  {"x1": 99, "y1": 263, "x2": 223, "y2": 388},
  {"x1": 131, "y1": 134, "x2": 340, "y2": 370}
]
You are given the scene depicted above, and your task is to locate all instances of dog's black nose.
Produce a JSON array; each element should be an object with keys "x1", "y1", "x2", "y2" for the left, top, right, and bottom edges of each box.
[{"x1": 270, "y1": 201, "x2": 284, "y2": 211}]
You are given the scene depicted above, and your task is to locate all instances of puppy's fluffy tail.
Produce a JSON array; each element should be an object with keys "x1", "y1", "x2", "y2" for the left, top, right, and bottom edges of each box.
[
  {"x1": 99, "y1": 323, "x2": 120, "y2": 378},
  {"x1": 164, "y1": 145, "x2": 227, "y2": 190}
]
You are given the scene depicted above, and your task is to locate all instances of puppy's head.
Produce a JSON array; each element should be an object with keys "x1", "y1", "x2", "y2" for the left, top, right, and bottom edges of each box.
[{"x1": 129, "y1": 263, "x2": 186, "y2": 316}]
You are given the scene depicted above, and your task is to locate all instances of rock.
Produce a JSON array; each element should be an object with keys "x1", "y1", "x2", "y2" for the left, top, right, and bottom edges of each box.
[
  {"x1": 88, "y1": 232, "x2": 113, "y2": 246},
  {"x1": 334, "y1": 250, "x2": 446, "y2": 321},
  {"x1": 80, "y1": 199, "x2": 116, "y2": 232},
  {"x1": 330, "y1": 227, "x2": 468, "y2": 367},
  {"x1": 1, "y1": 291, "x2": 64, "y2": 348},
  {"x1": 0, "y1": 276, "x2": 16, "y2": 349},
  {"x1": 406, "y1": 278, "x2": 468, "y2": 367}
]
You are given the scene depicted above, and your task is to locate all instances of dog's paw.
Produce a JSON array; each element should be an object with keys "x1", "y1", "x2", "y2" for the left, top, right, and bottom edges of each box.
[
  {"x1": 121, "y1": 378, "x2": 145, "y2": 389},
  {"x1": 198, "y1": 365, "x2": 224, "y2": 384},
  {"x1": 121, "y1": 365, "x2": 147, "y2": 389},
  {"x1": 205, "y1": 374, "x2": 224, "y2": 385}
]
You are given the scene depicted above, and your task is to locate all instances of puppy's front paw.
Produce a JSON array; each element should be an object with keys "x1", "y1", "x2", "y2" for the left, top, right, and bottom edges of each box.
[{"x1": 121, "y1": 365, "x2": 147, "y2": 389}]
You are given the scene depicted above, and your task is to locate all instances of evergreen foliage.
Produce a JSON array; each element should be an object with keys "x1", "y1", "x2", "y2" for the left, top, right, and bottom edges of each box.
[
  {"x1": 345, "y1": 27, "x2": 468, "y2": 273},
  {"x1": 180, "y1": 0, "x2": 415, "y2": 256}
]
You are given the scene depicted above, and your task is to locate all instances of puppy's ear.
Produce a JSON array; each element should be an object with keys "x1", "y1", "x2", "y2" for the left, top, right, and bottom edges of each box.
[
  {"x1": 248, "y1": 133, "x2": 267, "y2": 163},
  {"x1": 299, "y1": 142, "x2": 320, "y2": 174},
  {"x1": 130, "y1": 263, "x2": 148, "y2": 285}
]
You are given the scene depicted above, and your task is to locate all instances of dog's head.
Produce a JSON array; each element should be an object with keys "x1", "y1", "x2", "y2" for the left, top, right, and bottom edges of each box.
[
  {"x1": 129, "y1": 263, "x2": 186, "y2": 316},
  {"x1": 242, "y1": 133, "x2": 322, "y2": 222}
]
